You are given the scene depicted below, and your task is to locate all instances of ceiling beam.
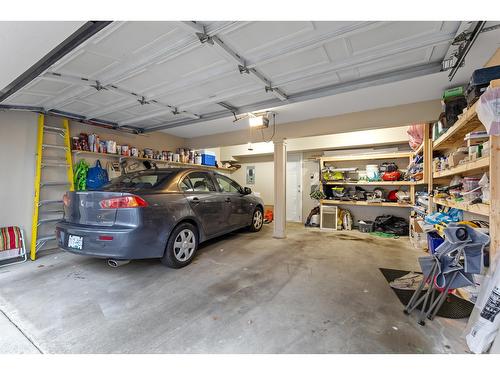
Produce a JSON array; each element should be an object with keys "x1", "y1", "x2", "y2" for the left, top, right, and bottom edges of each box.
[{"x1": 142, "y1": 61, "x2": 442, "y2": 132}]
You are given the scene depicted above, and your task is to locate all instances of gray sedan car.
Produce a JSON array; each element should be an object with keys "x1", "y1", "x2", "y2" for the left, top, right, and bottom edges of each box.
[{"x1": 56, "y1": 168, "x2": 264, "y2": 268}]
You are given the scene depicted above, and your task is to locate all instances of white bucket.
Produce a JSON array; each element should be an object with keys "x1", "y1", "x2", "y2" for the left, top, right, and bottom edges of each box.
[
  {"x1": 366, "y1": 164, "x2": 379, "y2": 180},
  {"x1": 310, "y1": 214, "x2": 319, "y2": 225}
]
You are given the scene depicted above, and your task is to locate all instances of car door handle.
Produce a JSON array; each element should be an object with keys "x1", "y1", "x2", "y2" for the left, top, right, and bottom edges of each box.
[
  {"x1": 225, "y1": 197, "x2": 231, "y2": 203},
  {"x1": 191, "y1": 197, "x2": 200, "y2": 204}
]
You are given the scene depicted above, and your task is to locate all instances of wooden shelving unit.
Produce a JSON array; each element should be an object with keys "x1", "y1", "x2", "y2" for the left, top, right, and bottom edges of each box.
[
  {"x1": 319, "y1": 151, "x2": 420, "y2": 211},
  {"x1": 433, "y1": 101, "x2": 484, "y2": 151},
  {"x1": 433, "y1": 156, "x2": 489, "y2": 179},
  {"x1": 320, "y1": 151, "x2": 412, "y2": 162},
  {"x1": 413, "y1": 142, "x2": 424, "y2": 156},
  {"x1": 433, "y1": 198, "x2": 490, "y2": 217},
  {"x1": 428, "y1": 78, "x2": 500, "y2": 261},
  {"x1": 320, "y1": 199, "x2": 412, "y2": 208},
  {"x1": 323, "y1": 181, "x2": 417, "y2": 186},
  {"x1": 72, "y1": 150, "x2": 236, "y2": 173}
]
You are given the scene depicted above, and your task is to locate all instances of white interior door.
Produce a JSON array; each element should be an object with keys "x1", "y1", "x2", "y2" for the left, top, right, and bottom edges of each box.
[{"x1": 286, "y1": 153, "x2": 302, "y2": 222}]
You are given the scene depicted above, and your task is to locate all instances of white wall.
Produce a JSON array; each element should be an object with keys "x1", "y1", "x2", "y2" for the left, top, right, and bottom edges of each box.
[
  {"x1": 0, "y1": 111, "x2": 38, "y2": 248},
  {"x1": 186, "y1": 100, "x2": 441, "y2": 148},
  {"x1": 230, "y1": 155, "x2": 274, "y2": 205},
  {"x1": 220, "y1": 126, "x2": 410, "y2": 160},
  {"x1": 0, "y1": 22, "x2": 85, "y2": 90}
]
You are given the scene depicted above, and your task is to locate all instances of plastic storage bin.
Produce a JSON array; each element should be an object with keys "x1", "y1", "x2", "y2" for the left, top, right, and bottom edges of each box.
[
  {"x1": 427, "y1": 231, "x2": 444, "y2": 254},
  {"x1": 358, "y1": 220, "x2": 374, "y2": 233},
  {"x1": 201, "y1": 154, "x2": 216, "y2": 166}
]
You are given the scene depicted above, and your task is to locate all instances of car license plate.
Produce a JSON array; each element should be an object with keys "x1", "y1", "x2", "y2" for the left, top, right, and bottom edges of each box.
[{"x1": 68, "y1": 235, "x2": 83, "y2": 250}]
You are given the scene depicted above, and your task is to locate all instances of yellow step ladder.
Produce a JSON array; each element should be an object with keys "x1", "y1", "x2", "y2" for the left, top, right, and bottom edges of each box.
[{"x1": 30, "y1": 114, "x2": 74, "y2": 260}]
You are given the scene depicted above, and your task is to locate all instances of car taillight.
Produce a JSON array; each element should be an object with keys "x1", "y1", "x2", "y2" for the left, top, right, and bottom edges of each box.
[
  {"x1": 99, "y1": 195, "x2": 148, "y2": 209},
  {"x1": 63, "y1": 193, "x2": 70, "y2": 207}
]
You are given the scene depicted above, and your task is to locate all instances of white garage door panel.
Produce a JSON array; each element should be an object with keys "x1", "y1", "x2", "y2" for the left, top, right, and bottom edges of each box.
[
  {"x1": 99, "y1": 111, "x2": 135, "y2": 123},
  {"x1": 90, "y1": 22, "x2": 183, "y2": 58},
  {"x1": 357, "y1": 49, "x2": 432, "y2": 76},
  {"x1": 181, "y1": 103, "x2": 226, "y2": 114},
  {"x1": 280, "y1": 72, "x2": 341, "y2": 95},
  {"x1": 429, "y1": 44, "x2": 452, "y2": 62},
  {"x1": 1, "y1": 21, "x2": 465, "y2": 132},
  {"x1": 311, "y1": 21, "x2": 364, "y2": 34},
  {"x1": 191, "y1": 72, "x2": 256, "y2": 97},
  {"x1": 55, "y1": 50, "x2": 118, "y2": 77},
  {"x1": 116, "y1": 68, "x2": 172, "y2": 93},
  {"x1": 226, "y1": 91, "x2": 275, "y2": 108},
  {"x1": 25, "y1": 79, "x2": 72, "y2": 95},
  {"x1": 323, "y1": 38, "x2": 352, "y2": 62},
  {"x1": 348, "y1": 22, "x2": 442, "y2": 53},
  {"x1": 116, "y1": 46, "x2": 229, "y2": 93},
  {"x1": 160, "y1": 45, "x2": 228, "y2": 79},
  {"x1": 258, "y1": 47, "x2": 331, "y2": 79},
  {"x1": 6, "y1": 92, "x2": 49, "y2": 106},
  {"x1": 58, "y1": 100, "x2": 95, "y2": 114},
  {"x1": 155, "y1": 90, "x2": 206, "y2": 108},
  {"x1": 141, "y1": 111, "x2": 179, "y2": 124},
  {"x1": 336, "y1": 68, "x2": 361, "y2": 82},
  {"x1": 80, "y1": 89, "x2": 126, "y2": 106},
  {"x1": 121, "y1": 102, "x2": 161, "y2": 117},
  {"x1": 222, "y1": 21, "x2": 314, "y2": 55}
]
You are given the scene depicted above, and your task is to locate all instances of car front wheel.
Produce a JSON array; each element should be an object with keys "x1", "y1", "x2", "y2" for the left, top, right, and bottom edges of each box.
[
  {"x1": 161, "y1": 222, "x2": 198, "y2": 268},
  {"x1": 249, "y1": 208, "x2": 263, "y2": 232}
]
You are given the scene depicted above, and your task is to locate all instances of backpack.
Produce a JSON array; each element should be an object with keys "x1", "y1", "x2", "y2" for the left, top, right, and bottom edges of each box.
[
  {"x1": 373, "y1": 215, "x2": 409, "y2": 236},
  {"x1": 86, "y1": 160, "x2": 109, "y2": 190}
]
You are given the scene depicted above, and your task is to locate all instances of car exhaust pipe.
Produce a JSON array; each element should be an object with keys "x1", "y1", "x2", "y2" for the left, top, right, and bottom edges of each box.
[{"x1": 107, "y1": 259, "x2": 130, "y2": 268}]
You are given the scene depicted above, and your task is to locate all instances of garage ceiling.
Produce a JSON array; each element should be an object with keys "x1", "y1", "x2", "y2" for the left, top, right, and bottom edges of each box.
[{"x1": 1, "y1": 21, "x2": 464, "y2": 133}]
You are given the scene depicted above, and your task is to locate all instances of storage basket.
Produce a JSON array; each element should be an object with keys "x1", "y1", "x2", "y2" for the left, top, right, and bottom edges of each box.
[{"x1": 358, "y1": 220, "x2": 374, "y2": 233}]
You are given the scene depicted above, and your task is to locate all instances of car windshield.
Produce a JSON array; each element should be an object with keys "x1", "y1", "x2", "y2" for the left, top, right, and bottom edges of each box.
[{"x1": 103, "y1": 171, "x2": 174, "y2": 190}]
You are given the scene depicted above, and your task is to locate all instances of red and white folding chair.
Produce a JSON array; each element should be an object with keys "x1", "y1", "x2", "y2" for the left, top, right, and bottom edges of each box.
[{"x1": 0, "y1": 226, "x2": 27, "y2": 267}]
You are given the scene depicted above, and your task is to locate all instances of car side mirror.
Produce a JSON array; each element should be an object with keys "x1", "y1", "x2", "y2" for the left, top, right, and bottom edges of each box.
[{"x1": 242, "y1": 187, "x2": 252, "y2": 195}]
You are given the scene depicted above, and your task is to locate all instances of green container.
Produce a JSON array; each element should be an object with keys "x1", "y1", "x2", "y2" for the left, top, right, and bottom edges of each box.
[{"x1": 443, "y1": 86, "x2": 465, "y2": 100}]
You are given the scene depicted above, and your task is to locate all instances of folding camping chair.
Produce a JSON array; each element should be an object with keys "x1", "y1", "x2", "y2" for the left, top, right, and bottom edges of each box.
[
  {"x1": 404, "y1": 223, "x2": 489, "y2": 325},
  {"x1": 0, "y1": 226, "x2": 27, "y2": 267}
]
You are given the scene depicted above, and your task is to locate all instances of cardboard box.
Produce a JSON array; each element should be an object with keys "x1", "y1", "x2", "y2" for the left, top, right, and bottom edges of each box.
[{"x1": 447, "y1": 151, "x2": 468, "y2": 167}]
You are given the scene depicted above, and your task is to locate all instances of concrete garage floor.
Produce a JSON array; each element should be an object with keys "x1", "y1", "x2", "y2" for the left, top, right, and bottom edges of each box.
[{"x1": 0, "y1": 223, "x2": 469, "y2": 354}]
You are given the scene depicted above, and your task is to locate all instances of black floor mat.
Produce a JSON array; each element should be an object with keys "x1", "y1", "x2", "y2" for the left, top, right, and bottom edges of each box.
[{"x1": 379, "y1": 268, "x2": 474, "y2": 319}]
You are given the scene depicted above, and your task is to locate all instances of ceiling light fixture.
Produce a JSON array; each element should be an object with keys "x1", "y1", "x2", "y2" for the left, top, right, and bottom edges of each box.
[{"x1": 248, "y1": 112, "x2": 269, "y2": 129}]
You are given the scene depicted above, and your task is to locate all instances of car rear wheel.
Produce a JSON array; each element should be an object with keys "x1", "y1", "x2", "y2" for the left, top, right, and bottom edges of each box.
[
  {"x1": 161, "y1": 223, "x2": 198, "y2": 268},
  {"x1": 249, "y1": 208, "x2": 263, "y2": 232}
]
